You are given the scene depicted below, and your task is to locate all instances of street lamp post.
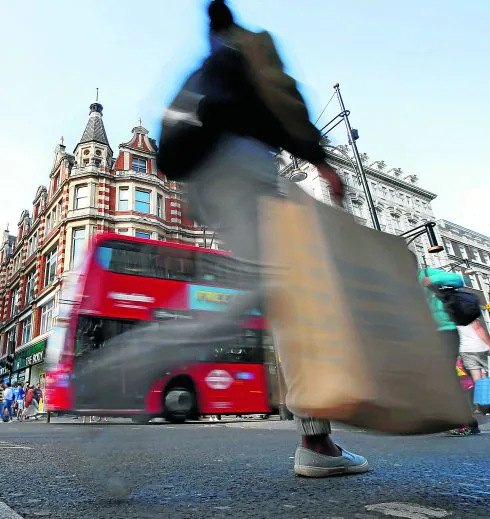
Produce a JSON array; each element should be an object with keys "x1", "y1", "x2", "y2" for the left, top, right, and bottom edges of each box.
[
  {"x1": 321, "y1": 84, "x2": 381, "y2": 230},
  {"x1": 399, "y1": 222, "x2": 444, "y2": 253}
]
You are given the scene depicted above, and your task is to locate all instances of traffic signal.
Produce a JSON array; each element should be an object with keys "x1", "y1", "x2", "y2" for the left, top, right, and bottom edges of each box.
[{"x1": 5, "y1": 354, "x2": 14, "y2": 373}]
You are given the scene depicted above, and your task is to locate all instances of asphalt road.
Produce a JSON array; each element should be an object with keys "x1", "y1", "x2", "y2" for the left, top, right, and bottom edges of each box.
[{"x1": 0, "y1": 417, "x2": 488, "y2": 519}]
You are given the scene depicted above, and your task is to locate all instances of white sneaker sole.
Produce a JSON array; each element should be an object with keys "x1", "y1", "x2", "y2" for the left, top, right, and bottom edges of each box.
[{"x1": 294, "y1": 459, "x2": 369, "y2": 478}]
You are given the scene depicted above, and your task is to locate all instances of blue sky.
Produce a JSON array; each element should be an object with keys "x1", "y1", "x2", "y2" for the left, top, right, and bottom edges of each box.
[{"x1": 1, "y1": 0, "x2": 489, "y2": 235}]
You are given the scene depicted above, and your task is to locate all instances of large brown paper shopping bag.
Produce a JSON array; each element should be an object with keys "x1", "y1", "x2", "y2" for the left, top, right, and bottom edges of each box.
[{"x1": 261, "y1": 186, "x2": 472, "y2": 434}]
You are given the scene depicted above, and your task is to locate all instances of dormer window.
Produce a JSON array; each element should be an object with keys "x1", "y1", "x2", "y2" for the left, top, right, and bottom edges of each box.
[{"x1": 132, "y1": 156, "x2": 147, "y2": 173}]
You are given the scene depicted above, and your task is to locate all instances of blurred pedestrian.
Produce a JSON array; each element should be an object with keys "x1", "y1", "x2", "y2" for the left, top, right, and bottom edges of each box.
[
  {"x1": 458, "y1": 318, "x2": 490, "y2": 415},
  {"x1": 418, "y1": 265, "x2": 480, "y2": 435},
  {"x1": 23, "y1": 385, "x2": 39, "y2": 420},
  {"x1": 158, "y1": 0, "x2": 367, "y2": 478},
  {"x1": 0, "y1": 382, "x2": 5, "y2": 419},
  {"x1": 3, "y1": 383, "x2": 14, "y2": 422},
  {"x1": 14, "y1": 382, "x2": 25, "y2": 421}
]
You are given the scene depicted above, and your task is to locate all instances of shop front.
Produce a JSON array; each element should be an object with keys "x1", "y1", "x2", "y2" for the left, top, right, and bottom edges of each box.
[
  {"x1": 12, "y1": 339, "x2": 47, "y2": 386},
  {"x1": 0, "y1": 365, "x2": 9, "y2": 385}
]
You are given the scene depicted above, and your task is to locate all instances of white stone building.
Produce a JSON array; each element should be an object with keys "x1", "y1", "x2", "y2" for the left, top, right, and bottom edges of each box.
[
  {"x1": 437, "y1": 219, "x2": 490, "y2": 324},
  {"x1": 277, "y1": 145, "x2": 445, "y2": 267}
]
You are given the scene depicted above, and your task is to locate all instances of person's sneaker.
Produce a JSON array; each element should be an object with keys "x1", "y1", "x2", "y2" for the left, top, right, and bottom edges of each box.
[
  {"x1": 294, "y1": 446, "x2": 369, "y2": 478},
  {"x1": 448, "y1": 426, "x2": 471, "y2": 436},
  {"x1": 469, "y1": 425, "x2": 481, "y2": 435}
]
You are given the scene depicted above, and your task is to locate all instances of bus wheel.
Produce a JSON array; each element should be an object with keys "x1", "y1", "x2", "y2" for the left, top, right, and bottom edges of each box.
[{"x1": 164, "y1": 388, "x2": 195, "y2": 424}]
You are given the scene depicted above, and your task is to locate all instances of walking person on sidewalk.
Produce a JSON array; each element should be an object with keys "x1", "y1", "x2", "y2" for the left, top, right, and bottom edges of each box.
[
  {"x1": 458, "y1": 318, "x2": 490, "y2": 415},
  {"x1": 23, "y1": 385, "x2": 39, "y2": 420},
  {"x1": 158, "y1": 0, "x2": 367, "y2": 478},
  {"x1": 418, "y1": 266, "x2": 480, "y2": 435},
  {"x1": 0, "y1": 382, "x2": 5, "y2": 420},
  {"x1": 3, "y1": 383, "x2": 15, "y2": 423},
  {"x1": 14, "y1": 382, "x2": 25, "y2": 421}
]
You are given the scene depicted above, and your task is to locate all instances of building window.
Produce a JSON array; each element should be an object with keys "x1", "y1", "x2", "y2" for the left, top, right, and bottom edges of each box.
[
  {"x1": 10, "y1": 286, "x2": 20, "y2": 317},
  {"x1": 53, "y1": 174, "x2": 60, "y2": 192},
  {"x1": 71, "y1": 227, "x2": 86, "y2": 269},
  {"x1": 118, "y1": 188, "x2": 129, "y2": 211},
  {"x1": 45, "y1": 213, "x2": 52, "y2": 234},
  {"x1": 451, "y1": 241, "x2": 462, "y2": 258},
  {"x1": 21, "y1": 316, "x2": 32, "y2": 345},
  {"x1": 40, "y1": 299, "x2": 55, "y2": 334},
  {"x1": 157, "y1": 195, "x2": 163, "y2": 218},
  {"x1": 461, "y1": 269, "x2": 473, "y2": 288},
  {"x1": 135, "y1": 231, "x2": 151, "y2": 239},
  {"x1": 118, "y1": 228, "x2": 129, "y2": 235},
  {"x1": 132, "y1": 157, "x2": 147, "y2": 173},
  {"x1": 6, "y1": 329, "x2": 16, "y2": 354},
  {"x1": 135, "y1": 189, "x2": 150, "y2": 214},
  {"x1": 75, "y1": 185, "x2": 89, "y2": 209},
  {"x1": 392, "y1": 215, "x2": 402, "y2": 232},
  {"x1": 28, "y1": 233, "x2": 38, "y2": 256},
  {"x1": 442, "y1": 239, "x2": 452, "y2": 255},
  {"x1": 26, "y1": 271, "x2": 35, "y2": 304},
  {"x1": 44, "y1": 248, "x2": 57, "y2": 286}
]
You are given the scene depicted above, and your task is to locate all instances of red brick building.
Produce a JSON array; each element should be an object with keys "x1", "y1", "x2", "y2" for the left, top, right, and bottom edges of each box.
[{"x1": 0, "y1": 101, "x2": 208, "y2": 385}]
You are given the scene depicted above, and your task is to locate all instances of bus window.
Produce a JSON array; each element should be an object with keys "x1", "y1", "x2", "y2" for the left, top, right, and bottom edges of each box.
[
  {"x1": 209, "y1": 329, "x2": 264, "y2": 364},
  {"x1": 96, "y1": 240, "x2": 196, "y2": 282}
]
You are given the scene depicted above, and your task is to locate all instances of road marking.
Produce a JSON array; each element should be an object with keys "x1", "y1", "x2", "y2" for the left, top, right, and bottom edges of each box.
[
  {"x1": 0, "y1": 441, "x2": 33, "y2": 450},
  {"x1": 0, "y1": 501, "x2": 24, "y2": 518},
  {"x1": 365, "y1": 503, "x2": 452, "y2": 518}
]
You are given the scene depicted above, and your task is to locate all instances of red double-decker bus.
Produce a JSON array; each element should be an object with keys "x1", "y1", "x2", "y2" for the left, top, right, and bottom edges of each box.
[{"x1": 45, "y1": 233, "x2": 278, "y2": 423}]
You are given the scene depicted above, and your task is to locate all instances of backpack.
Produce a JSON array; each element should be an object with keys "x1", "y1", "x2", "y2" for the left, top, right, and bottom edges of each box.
[{"x1": 434, "y1": 286, "x2": 481, "y2": 326}]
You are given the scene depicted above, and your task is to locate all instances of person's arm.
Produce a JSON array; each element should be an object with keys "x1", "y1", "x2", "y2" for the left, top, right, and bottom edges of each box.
[
  {"x1": 422, "y1": 269, "x2": 464, "y2": 289},
  {"x1": 472, "y1": 319, "x2": 490, "y2": 349}
]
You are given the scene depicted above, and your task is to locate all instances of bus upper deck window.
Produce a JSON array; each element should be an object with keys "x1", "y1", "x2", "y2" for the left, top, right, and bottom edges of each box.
[{"x1": 96, "y1": 247, "x2": 112, "y2": 270}]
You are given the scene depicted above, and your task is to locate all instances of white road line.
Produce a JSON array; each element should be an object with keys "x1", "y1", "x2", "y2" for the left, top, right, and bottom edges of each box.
[
  {"x1": 365, "y1": 503, "x2": 452, "y2": 518},
  {"x1": 0, "y1": 441, "x2": 33, "y2": 450},
  {"x1": 0, "y1": 501, "x2": 24, "y2": 518}
]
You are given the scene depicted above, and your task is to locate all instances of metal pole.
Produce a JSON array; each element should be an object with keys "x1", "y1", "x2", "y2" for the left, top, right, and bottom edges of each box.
[{"x1": 333, "y1": 83, "x2": 381, "y2": 231}]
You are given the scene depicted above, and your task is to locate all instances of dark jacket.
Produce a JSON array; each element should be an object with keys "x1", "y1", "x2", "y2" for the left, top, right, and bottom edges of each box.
[
  {"x1": 157, "y1": 25, "x2": 325, "y2": 178},
  {"x1": 198, "y1": 25, "x2": 326, "y2": 165}
]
